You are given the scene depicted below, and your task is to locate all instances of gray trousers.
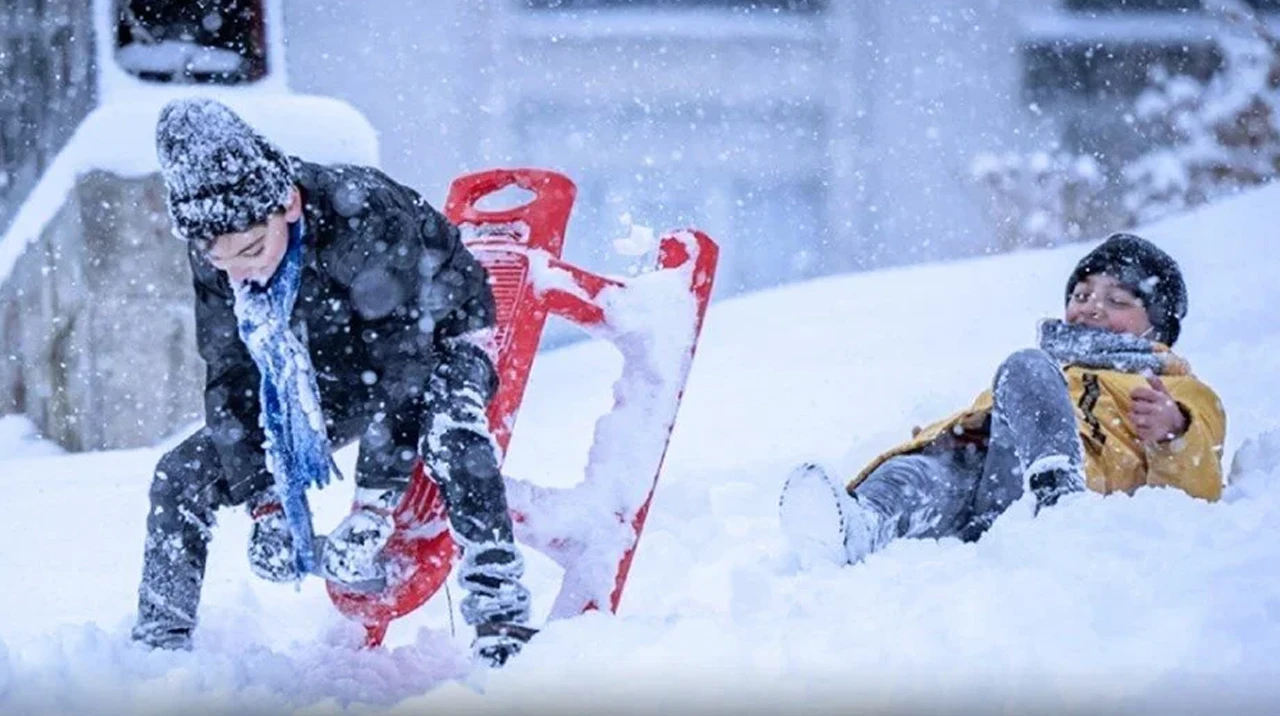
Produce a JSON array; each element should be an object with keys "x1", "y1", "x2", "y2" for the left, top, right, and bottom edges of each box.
[
  {"x1": 853, "y1": 349, "x2": 1084, "y2": 544},
  {"x1": 133, "y1": 345, "x2": 523, "y2": 645}
]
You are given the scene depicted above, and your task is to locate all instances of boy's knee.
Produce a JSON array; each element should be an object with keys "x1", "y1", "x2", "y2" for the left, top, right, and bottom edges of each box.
[
  {"x1": 150, "y1": 440, "x2": 216, "y2": 512},
  {"x1": 1001, "y1": 347, "x2": 1055, "y2": 372},
  {"x1": 151, "y1": 455, "x2": 186, "y2": 505},
  {"x1": 997, "y1": 348, "x2": 1060, "y2": 384}
]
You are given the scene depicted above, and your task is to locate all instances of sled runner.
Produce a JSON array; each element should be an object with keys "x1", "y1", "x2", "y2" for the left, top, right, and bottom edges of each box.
[{"x1": 326, "y1": 168, "x2": 719, "y2": 647}]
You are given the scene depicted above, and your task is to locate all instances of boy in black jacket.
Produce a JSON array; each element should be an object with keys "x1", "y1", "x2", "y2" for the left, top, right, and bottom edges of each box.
[{"x1": 132, "y1": 98, "x2": 531, "y2": 666}]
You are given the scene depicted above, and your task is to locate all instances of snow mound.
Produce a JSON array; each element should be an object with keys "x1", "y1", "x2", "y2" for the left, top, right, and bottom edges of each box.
[{"x1": 1, "y1": 181, "x2": 1279, "y2": 712}]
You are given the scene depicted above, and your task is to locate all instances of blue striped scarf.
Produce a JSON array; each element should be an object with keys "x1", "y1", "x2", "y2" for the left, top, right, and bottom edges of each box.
[{"x1": 233, "y1": 220, "x2": 334, "y2": 576}]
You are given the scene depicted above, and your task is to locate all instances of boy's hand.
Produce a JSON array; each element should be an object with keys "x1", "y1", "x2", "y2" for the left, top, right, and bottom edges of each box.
[{"x1": 1130, "y1": 376, "x2": 1188, "y2": 444}]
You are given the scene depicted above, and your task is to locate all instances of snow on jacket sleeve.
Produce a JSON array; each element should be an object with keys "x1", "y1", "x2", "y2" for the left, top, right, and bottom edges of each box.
[
  {"x1": 1143, "y1": 377, "x2": 1226, "y2": 502},
  {"x1": 188, "y1": 247, "x2": 271, "y2": 503}
]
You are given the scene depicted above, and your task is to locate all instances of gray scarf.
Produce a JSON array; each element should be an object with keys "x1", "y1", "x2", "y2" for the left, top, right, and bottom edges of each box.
[{"x1": 1037, "y1": 319, "x2": 1183, "y2": 375}]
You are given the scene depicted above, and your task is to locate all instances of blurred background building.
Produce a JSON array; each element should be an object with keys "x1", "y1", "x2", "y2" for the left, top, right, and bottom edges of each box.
[
  {"x1": 3, "y1": 0, "x2": 1278, "y2": 449},
  {"x1": 8, "y1": 0, "x2": 1276, "y2": 300}
]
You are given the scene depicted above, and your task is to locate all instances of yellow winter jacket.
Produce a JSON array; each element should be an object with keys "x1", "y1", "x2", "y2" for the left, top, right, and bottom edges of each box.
[{"x1": 848, "y1": 350, "x2": 1226, "y2": 502}]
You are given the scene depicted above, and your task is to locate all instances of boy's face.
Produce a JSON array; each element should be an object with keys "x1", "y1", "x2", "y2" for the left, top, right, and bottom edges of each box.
[
  {"x1": 1065, "y1": 273, "x2": 1154, "y2": 339},
  {"x1": 206, "y1": 188, "x2": 303, "y2": 285}
]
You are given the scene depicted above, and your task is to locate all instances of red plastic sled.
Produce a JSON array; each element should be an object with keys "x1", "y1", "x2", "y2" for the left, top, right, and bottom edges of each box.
[{"x1": 327, "y1": 169, "x2": 718, "y2": 647}]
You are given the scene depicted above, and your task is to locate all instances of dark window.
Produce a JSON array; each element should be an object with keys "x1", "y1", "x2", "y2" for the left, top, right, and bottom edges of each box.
[
  {"x1": 1023, "y1": 41, "x2": 1220, "y2": 101},
  {"x1": 524, "y1": 0, "x2": 825, "y2": 12},
  {"x1": 1064, "y1": 0, "x2": 1200, "y2": 11},
  {"x1": 1064, "y1": 0, "x2": 1280, "y2": 11},
  {"x1": 1021, "y1": 39, "x2": 1222, "y2": 162},
  {"x1": 114, "y1": 0, "x2": 267, "y2": 84},
  {"x1": 1014, "y1": 0, "x2": 1280, "y2": 175}
]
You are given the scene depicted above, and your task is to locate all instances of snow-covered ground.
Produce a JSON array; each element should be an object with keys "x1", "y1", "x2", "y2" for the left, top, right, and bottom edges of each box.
[{"x1": 2, "y1": 184, "x2": 1279, "y2": 714}]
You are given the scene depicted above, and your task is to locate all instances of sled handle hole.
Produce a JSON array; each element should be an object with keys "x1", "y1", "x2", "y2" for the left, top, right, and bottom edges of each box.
[{"x1": 474, "y1": 184, "x2": 537, "y2": 213}]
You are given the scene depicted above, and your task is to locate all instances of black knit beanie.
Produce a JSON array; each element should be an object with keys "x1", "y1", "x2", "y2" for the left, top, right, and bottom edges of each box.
[
  {"x1": 155, "y1": 98, "x2": 296, "y2": 246},
  {"x1": 1065, "y1": 233, "x2": 1189, "y2": 346}
]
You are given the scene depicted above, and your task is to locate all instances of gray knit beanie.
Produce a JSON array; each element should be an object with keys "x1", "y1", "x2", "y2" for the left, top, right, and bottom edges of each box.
[{"x1": 155, "y1": 98, "x2": 296, "y2": 246}]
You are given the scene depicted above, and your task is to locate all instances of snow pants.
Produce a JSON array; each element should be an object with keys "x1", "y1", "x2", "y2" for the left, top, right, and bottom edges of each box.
[
  {"x1": 133, "y1": 342, "x2": 527, "y2": 646},
  {"x1": 853, "y1": 349, "x2": 1085, "y2": 544}
]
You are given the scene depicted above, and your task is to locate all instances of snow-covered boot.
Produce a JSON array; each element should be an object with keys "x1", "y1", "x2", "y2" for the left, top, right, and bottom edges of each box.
[
  {"x1": 131, "y1": 621, "x2": 193, "y2": 651},
  {"x1": 457, "y1": 542, "x2": 532, "y2": 625},
  {"x1": 455, "y1": 541, "x2": 533, "y2": 666},
  {"x1": 779, "y1": 462, "x2": 891, "y2": 566},
  {"x1": 319, "y1": 487, "x2": 401, "y2": 589},
  {"x1": 779, "y1": 462, "x2": 849, "y2": 566},
  {"x1": 1025, "y1": 455, "x2": 1086, "y2": 515},
  {"x1": 246, "y1": 492, "x2": 300, "y2": 583},
  {"x1": 473, "y1": 622, "x2": 538, "y2": 668}
]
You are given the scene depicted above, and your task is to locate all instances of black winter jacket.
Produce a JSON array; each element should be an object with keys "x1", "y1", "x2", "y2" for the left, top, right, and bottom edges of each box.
[{"x1": 189, "y1": 160, "x2": 496, "y2": 504}]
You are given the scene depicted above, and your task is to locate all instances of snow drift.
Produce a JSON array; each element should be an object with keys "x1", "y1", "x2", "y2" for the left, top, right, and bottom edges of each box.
[{"x1": 1, "y1": 183, "x2": 1279, "y2": 714}]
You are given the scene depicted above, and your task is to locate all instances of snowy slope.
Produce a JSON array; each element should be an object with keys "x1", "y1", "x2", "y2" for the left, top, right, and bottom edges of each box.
[{"x1": 2, "y1": 184, "x2": 1280, "y2": 714}]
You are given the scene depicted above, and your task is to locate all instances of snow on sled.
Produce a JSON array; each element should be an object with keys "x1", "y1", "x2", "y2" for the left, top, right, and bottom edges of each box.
[{"x1": 326, "y1": 168, "x2": 719, "y2": 647}]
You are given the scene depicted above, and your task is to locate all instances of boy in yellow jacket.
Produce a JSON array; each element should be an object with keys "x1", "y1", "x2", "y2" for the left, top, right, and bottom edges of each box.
[{"x1": 779, "y1": 233, "x2": 1226, "y2": 566}]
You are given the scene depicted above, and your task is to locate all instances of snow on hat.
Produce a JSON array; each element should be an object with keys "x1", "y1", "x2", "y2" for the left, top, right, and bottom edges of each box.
[
  {"x1": 155, "y1": 97, "x2": 296, "y2": 246},
  {"x1": 1065, "y1": 232, "x2": 1189, "y2": 346}
]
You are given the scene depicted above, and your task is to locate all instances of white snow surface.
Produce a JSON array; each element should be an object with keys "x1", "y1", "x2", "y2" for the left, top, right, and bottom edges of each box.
[
  {"x1": 2, "y1": 185, "x2": 1280, "y2": 713},
  {"x1": 0, "y1": 416, "x2": 64, "y2": 459}
]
